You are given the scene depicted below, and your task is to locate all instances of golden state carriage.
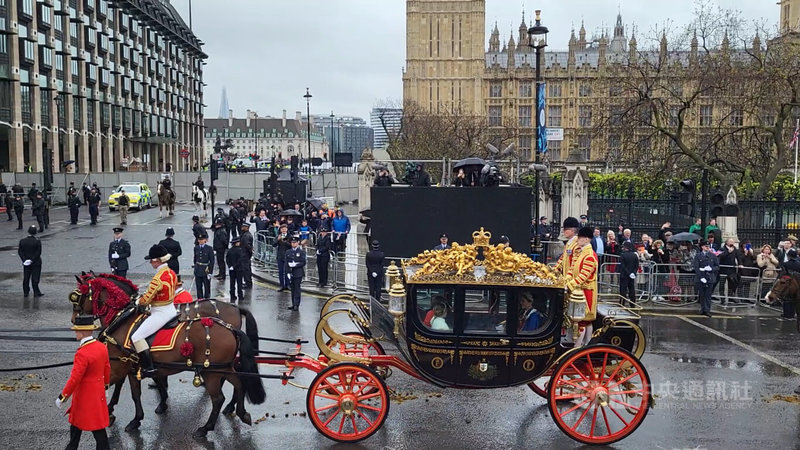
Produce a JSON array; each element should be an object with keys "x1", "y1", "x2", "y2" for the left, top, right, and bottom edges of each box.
[{"x1": 257, "y1": 228, "x2": 651, "y2": 445}]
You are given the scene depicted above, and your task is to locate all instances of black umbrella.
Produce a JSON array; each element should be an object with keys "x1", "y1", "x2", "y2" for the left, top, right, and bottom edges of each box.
[
  {"x1": 279, "y1": 209, "x2": 302, "y2": 217},
  {"x1": 668, "y1": 232, "x2": 702, "y2": 242},
  {"x1": 453, "y1": 157, "x2": 486, "y2": 169}
]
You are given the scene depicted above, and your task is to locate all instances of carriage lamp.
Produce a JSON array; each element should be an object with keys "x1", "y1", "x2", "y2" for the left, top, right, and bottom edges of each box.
[
  {"x1": 385, "y1": 261, "x2": 401, "y2": 290},
  {"x1": 388, "y1": 282, "x2": 406, "y2": 338},
  {"x1": 567, "y1": 288, "x2": 588, "y2": 322}
]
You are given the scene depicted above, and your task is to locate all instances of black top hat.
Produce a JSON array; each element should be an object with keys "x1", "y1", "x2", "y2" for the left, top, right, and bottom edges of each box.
[
  {"x1": 144, "y1": 244, "x2": 169, "y2": 260},
  {"x1": 231, "y1": 236, "x2": 241, "y2": 244},
  {"x1": 371, "y1": 240, "x2": 380, "y2": 249},
  {"x1": 577, "y1": 226, "x2": 594, "y2": 238},
  {"x1": 27, "y1": 225, "x2": 37, "y2": 235},
  {"x1": 113, "y1": 227, "x2": 124, "y2": 234},
  {"x1": 562, "y1": 217, "x2": 580, "y2": 229},
  {"x1": 71, "y1": 314, "x2": 99, "y2": 331},
  {"x1": 165, "y1": 227, "x2": 175, "y2": 236}
]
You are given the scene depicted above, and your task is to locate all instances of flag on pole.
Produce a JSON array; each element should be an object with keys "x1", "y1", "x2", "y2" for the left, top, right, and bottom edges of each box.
[{"x1": 790, "y1": 124, "x2": 800, "y2": 149}]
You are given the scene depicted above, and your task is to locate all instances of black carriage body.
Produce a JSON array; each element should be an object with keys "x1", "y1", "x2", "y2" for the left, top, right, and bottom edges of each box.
[{"x1": 370, "y1": 283, "x2": 566, "y2": 388}]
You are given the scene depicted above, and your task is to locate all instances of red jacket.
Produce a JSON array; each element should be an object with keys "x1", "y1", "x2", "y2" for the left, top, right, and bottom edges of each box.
[
  {"x1": 60, "y1": 339, "x2": 110, "y2": 431},
  {"x1": 173, "y1": 288, "x2": 193, "y2": 304}
]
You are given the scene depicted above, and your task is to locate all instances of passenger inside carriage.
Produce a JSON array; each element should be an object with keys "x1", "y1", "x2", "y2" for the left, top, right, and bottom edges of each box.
[
  {"x1": 518, "y1": 290, "x2": 548, "y2": 333},
  {"x1": 430, "y1": 303, "x2": 451, "y2": 331}
]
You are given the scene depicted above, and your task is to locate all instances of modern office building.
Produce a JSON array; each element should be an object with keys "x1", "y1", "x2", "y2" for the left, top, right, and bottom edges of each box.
[
  {"x1": 0, "y1": 0, "x2": 206, "y2": 174},
  {"x1": 310, "y1": 113, "x2": 373, "y2": 162},
  {"x1": 370, "y1": 107, "x2": 402, "y2": 150},
  {"x1": 203, "y1": 109, "x2": 327, "y2": 161}
]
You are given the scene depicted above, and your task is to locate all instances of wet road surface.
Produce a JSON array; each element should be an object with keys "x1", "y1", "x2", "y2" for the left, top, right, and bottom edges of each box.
[{"x1": 0, "y1": 205, "x2": 799, "y2": 449}]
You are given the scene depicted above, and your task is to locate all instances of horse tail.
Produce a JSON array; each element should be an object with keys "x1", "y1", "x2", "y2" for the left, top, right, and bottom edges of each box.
[
  {"x1": 238, "y1": 306, "x2": 259, "y2": 352},
  {"x1": 232, "y1": 328, "x2": 266, "y2": 405}
]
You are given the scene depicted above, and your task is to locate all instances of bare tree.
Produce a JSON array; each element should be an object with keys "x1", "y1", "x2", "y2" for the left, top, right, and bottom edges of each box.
[{"x1": 597, "y1": 0, "x2": 800, "y2": 197}]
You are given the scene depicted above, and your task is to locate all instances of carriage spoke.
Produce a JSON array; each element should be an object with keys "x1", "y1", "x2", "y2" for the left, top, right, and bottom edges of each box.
[
  {"x1": 603, "y1": 360, "x2": 625, "y2": 387},
  {"x1": 319, "y1": 381, "x2": 342, "y2": 395},
  {"x1": 609, "y1": 398, "x2": 641, "y2": 412},
  {"x1": 601, "y1": 404, "x2": 613, "y2": 436},
  {"x1": 314, "y1": 391, "x2": 341, "y2": 401},
  {"x1": 608, "y1": 389, "x2": 644, "y2": 397},
  {"x1": 568, "y1": 363, "x2": 591, "y2": 383},
  {"x1": 350, "y1": 415, "x2": 360, "y2": 434},
  {"x1": 585, "y1": 354, "x2": 596, "y2": 381},
  {"x1": 608, "y1": 401, "x2": 631, "y2": 427},
  {"x1": 337, "y1": 414, "x2": 346, "y2": 434},
  {"x1": 568, "y1": 399, "x2": 592, "y2": 430},
  {"x1": 555, "y1": 392, "x2": 594, "y2": 401},
  {"x1": 559, "y1": 377, "x2": 591, "y2": 392},
  {"x1": 322, "y1": 409, "x2": 340, "y2": 428},
  {"x1": 560, "y1": 397, "x2": 591, "y2": 418},
  {"x1": 355, "y1": 409, "x2": 375, "y2": 427},
  {"x1": 589, "y1": 403, "x2": 599, "y2": 437},
  {"x1": 357, "y1": 391, "x2": 382, "y2": 402},
  {"x1": 358, "y1": 403, "x2": 384, "y2": 412},
  {"x1": 606, "y1": 370, "x2": 640, "y2": 390},
  {"x1": 598, "y1": 352, "x2": 610, "y2": 384},
  {"x1": 314, "y1": 402, "x2": 339, "y2": 413}
]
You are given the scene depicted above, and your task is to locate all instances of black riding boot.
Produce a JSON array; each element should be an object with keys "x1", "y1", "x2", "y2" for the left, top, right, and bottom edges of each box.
[{"x1": 138, "y1": 350, "x2": 157, "y2": 378}]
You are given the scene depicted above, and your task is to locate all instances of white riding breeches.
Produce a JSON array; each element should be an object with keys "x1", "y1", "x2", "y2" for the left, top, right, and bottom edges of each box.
[{"x1": 131, "y1": 304, "x2": 177, "y2": 345}]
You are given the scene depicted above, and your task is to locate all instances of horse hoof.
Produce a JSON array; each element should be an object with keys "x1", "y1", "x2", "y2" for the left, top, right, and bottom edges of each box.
[
  {"x1": 155, "y1": 403, "x2": 168, "y2": 415},
  {"x1": 124, "y1": 420, "x2": 141, "y2": 432},
  {"x1": 222, "y1": 404, "x2": 235, "y2": 416},
  {"x1": 108, "y1": 415, "x2": 116, "y2": 426},
  {"x1": 240, "y1": 412, "x2": 252, "y2": 426},
  {"x1": 192, "y1": 427, "x2": 208, "y2": 439}
]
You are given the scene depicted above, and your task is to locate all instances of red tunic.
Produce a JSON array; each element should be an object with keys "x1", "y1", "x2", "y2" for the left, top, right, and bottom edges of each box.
[
  {"x1": 138, "y1": 265, "x2": 178, "y2": 307},
  {"x1": 173, "y1": 288, "x2": 193, "y2": 304},
  {"x1": 60, "y1": 339, "x2": 110, "y2": 431}
]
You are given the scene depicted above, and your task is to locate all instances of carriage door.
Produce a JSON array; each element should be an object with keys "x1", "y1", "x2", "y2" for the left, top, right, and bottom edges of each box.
[{"x1": 456, "y1": 287, "x2": 512, "y2": 388}]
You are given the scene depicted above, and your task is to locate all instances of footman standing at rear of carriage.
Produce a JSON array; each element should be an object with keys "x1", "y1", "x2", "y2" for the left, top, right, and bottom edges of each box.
[
  {"x1": 285, "y1": 236, "x2": 306, "y2": 311},
  {"x1": 564, "y1": 226, "x2": 599, "y2": 346},
  {"x1": 57, "y1": 315, "x2": 111, "y2": 450}
]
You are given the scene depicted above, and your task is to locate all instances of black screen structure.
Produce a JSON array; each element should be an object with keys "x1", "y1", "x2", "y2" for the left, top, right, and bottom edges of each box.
[{"x1": 369, "y1": 186, "x2": 532, "y2": 258}]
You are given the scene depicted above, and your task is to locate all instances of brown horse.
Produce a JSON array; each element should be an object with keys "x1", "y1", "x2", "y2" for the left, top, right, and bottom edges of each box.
[
  {"x1": 766, "y1": 273, "x2": 800, "y2": 331},
  {"x1": 71, "y1": 272, "x2": 266, "y2": 437},
  {"x1": 157, "y1": 182, "x2": 175, "y2": 218}
]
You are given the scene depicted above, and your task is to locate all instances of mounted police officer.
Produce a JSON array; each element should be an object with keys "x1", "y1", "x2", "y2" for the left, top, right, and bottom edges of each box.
[
  {"x1": 131, "y1": 245, "x2": 178, "y2": 378},
  {"x1": 285, "y1": 235, "x2": 306, "y2": 311},
  {"x1": 158, "y1": 227, "x2": 183, "y2": 281},
  {"x1": 108, "y1": 227, "x2": 131, "y2": 278},
  {"x1": 68, "y1": 190, "x2": 82, "y2": 224},
  {"x1": 193, "y1": 231, "x2": 214, "y2": 299},
  {"x1": 117, "y1": 188, "x2": 130, "y2": 225}
]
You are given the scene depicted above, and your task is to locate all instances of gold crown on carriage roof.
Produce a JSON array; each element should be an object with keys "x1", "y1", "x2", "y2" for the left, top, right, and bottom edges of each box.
[{"x1": 472, "y1": 227, "x2": 491, "y2": 247}]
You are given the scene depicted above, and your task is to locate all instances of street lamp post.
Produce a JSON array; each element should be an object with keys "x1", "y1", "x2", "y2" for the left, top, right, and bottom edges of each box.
[
  {"x1": 528, "y1": 10, "x2": 549, "y2": 259},
  {"x1": 143, "y1": 112, "x2": 149, "y2": 172},
  {"x1": 329, "y1": 111, "x2": 335, "y2": 166},
  {"x1": 304, "y1": 88, "x2": 313, "y2": 174}
]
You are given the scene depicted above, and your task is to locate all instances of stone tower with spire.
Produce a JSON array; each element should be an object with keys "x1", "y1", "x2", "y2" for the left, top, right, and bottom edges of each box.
[
  {"x1": 609, "y1": 12, "x2": 627, "y2": 53},
  {"x1": 403, "y1": 0, "x2": 486, "y2": 114}
]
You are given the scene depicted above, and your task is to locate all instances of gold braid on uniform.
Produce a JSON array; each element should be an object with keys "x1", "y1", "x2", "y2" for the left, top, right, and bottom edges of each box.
[{"x1": 138, "y1": 277, "x2": 163, "y2": 306}]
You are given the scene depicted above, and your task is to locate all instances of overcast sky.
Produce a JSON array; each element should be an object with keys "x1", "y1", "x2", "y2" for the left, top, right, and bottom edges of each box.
[{"x1": 172, "y1": 0, "x2": 775, "y2": 122}]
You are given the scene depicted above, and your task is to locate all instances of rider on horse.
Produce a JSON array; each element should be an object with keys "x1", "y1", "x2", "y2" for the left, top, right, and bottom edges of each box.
[
  {"x1": 194, "y1": 175, "x2": 205, "y2": 191},
  {"x1": 131, "y1": 244, "x2": 178, "y2": 378}
]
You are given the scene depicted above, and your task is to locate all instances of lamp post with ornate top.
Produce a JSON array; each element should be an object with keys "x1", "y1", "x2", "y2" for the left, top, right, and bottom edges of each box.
[{"x1": 528, "y1": 10, "x2": 549, "y2": 259}]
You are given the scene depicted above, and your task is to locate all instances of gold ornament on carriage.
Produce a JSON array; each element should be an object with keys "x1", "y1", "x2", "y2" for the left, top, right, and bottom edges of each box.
[{"x1": 404, "y1": 228, "x2": 563, "y2": 287}]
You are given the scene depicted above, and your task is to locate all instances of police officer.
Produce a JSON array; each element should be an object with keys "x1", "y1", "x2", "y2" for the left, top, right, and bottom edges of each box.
[
  {"x1": 285, "y1": 235, "x2": 306, "y2": 311},
  {"x1": 117, "y1": 188, "x2": 130, "y2": 225},
  {"x1": 108, "y1": 228, "x2": 131, "y2": 277},
  {"x1": 28, "y1": 182, "x2": 39, "y2": 205},
  {"x1": 694, "y1": 240, "x2": 719, "y2": 317},
  {"x1": 434, "y1": 233, "x2": 450, "y2": 250},
  {"x1": 18, "y1": 225, "x2": 43, "y2": 297},
  {"x1": 66, "y1": 181, "x2": 77, "y2": 198},
  {"x1": 68, "y1": 191, "x2": 82, "y2": 225},
  {"x1": 227, "y1": 203, "x2": 240, "y2": 240},
  {"x1": 4, "y1": 189, "x2": 12, "y2": 221},
  {"x1": 81, "y1": 182, "x2": 90, "y2": 205},
  {"x1": 316, "y1": 227, "x2": 332, "y2": 287},
  {"x1": 0, "y1": 179, "x2": 6, "y2": 209},
  {"x1": 226, "y1": 236, "x2": 246, "y2": 302},
  {"x1": 12, "y1": 192, "x2": 24, "y2": 230},
  {"x1": 239, "y1": 223, "x2": 254, "y2": 289},
  {"x1": 212, "y1": 219, "x2": 229, "y2": 279},
  {"x1": 273, "y1": 224, "x2": 291, "y2": 291},
  {"x1": 158, "y1": 227, "x2": 183, "y2": 280},
  {"x1": 32, "y1": 191, "x2": 46, "y2": 231},
  {"x1": 191, "y1": 215, "x2": 204, "y2": 245},
  {"x1": 365, "y1": 240, "x2": 385, "y2": 301},
  {"x1": 87, "y1": 189, "x2": 101, "y2": 225},
  {"x1": 193, "y1": 231, "x2": 214, "y2": 299}
]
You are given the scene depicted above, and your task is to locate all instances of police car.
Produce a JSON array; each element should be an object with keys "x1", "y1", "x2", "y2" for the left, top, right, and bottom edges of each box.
[{"x1": 108, "y1": 183, "x2": 153, "y2": 211}]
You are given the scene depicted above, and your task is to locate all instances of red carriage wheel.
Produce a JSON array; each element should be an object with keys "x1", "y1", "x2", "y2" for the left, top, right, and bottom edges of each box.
[
  {"x1": 547, "y1": 345, "x2": 651, "y2": 445},
  {"x1": 527, "y1": 369, "x2": 554, "y2": 398},
  {"x1": 306, "y1": 363, "x2": 390, "y2": 443}
]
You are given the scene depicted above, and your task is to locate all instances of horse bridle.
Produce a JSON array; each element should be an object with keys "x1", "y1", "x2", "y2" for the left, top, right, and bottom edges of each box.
[{"x1": 69, "y1": 283, "x2": 93, "y2": 316}]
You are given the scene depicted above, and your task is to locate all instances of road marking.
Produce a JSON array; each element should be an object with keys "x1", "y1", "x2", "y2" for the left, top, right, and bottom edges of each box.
[
  {"x1": 641, "y1": 312, "x2": 743, "y2": 319},
  {"x1": 678, "y1": 316, "x2": 800, "y2": 376}
]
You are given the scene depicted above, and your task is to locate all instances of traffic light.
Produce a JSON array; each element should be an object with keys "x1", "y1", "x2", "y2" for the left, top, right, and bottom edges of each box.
[
  {"x1": 290, "y1": 156, "x2": 299, "y2": 183},
  {"x1": 679, "y1": 179, "x2": 695, "y2": 216},
  {"x1": 209, "y1": 155, "x2": 219, "y2": 181},
  {"x1": 710, "y1": 190, "x2": 738, "y2": 217}
]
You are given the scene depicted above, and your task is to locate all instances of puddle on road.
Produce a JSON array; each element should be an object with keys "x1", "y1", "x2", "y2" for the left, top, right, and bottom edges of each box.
[{"x1": 763, "y1": 394, "x2": 800, "y2": 404}]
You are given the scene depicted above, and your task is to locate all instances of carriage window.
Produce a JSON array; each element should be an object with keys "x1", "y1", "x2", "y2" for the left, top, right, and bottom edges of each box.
[
  {"x1": 517, "y1": 289, "x2": 551, "y2": 334},
  {"x1": 415, "y1": 287, "x2": 455, "y2": 333},
  {"x1": 463, "y1": 289, "x2": 508, "y2": 334}
]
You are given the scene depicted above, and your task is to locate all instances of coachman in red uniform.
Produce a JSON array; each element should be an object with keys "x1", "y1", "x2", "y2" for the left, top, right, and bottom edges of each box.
[{"x1": 57, "y1": 314, "x2": 111, "y2": 450}]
